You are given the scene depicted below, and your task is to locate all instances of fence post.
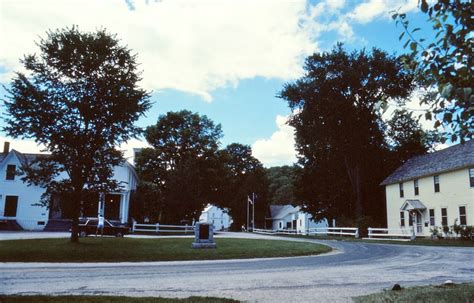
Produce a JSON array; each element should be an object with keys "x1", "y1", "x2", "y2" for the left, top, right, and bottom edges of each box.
[
  {"x1": 368, "y1": 227, "x2": 372, "y2": 239},
  {"x1": 156, "y1": 223, "x2": 160, "y2": 234},
  {"x1": 355, "y1": 228, "x2": 359, "y2": 238},
  {"x1": 132, "y1": 221, "x2": 136, "y2": 233}
]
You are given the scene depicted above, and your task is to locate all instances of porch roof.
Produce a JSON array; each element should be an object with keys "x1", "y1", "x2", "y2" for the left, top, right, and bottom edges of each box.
[{"x1": 400, "y1": 199, "x2": 427, "y2": 211}]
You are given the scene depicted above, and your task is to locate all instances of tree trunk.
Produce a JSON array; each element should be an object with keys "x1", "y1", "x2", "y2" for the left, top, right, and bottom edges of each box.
[{"x1": 70, "y1": 186, "x2": 82, "y2": 243}]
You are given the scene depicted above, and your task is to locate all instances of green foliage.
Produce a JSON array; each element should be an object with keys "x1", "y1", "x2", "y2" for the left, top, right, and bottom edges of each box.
[
  {"x1": 216, "y1": 143, "x2": 268, "y2": 230},
  {"x1": 2, "y1": 27, "x2": 151, "y2": 241},
  {"x1": 393, "y1": 0, "x2": 473, "y2": 142},
  {"x1": 265, "y1": 166, "x2": 297, "y2": 205},
  {"x1": 279, "y1": 44, "x2": 414, "y2": 224},
  {"x1": 135, "y1": 110, "x2": 223, "y2": 224}
]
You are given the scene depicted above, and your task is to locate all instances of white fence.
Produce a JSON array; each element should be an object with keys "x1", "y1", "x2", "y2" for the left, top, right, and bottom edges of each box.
[
  {"x1": 253, "y1": 227, "x2": 359, "y2": 238},
  {"x1": 132, "y1": 223, "x2": 195, "y2": 234},
  {"x1": 308, "y1": 227, "x2": 359, "y2": 238},
  {"x1": 366, "y1": 227, "x2": 414, "y2": 241}
]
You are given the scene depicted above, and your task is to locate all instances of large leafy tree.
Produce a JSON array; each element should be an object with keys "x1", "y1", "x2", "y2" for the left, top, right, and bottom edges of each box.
[
  {"x1": 393, "y1": 0, "x2": 473, "y2": 142},
  {"x1": 386, "y1": 109, "x2": 439, "y2": 165},
  {"x1": 279, "y1": 44, "x2": 415, "y2": 224},
  {"x1": 2, "y1": 27, "x2": 151, "y2": 242},
  {"x1": 135, "y1": 110, "x2": 223, "y2": 223},
  {"x1": 216, "y1": 143, "x2": 267, "y2": 230},
  {"x1": 265, "y1": 166, "x2": 297, "y2": 205}
]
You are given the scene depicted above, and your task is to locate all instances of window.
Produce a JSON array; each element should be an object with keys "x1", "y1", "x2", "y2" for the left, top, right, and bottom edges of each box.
[
  {"x1": 469, "y1": 168, "x2": 474, "y2": 188},
  {"x1": 459, "y1": 206, "x2": 467, "y2": 225},
  {"x1": 400, "y1": 211, "x2": 405, "y2": 227},
  {"x1": 429, "y1": 209, "x2": 435, "y2": 226},
  {"x1": 441, "y1": 208, "x2": 448, "y2": 226},
  {"x1": 6, "y1": 164, "x2": 16, "y2": 180},
  {"x1": 279, "y1": 222, "x2": 282, "y2": 229},
  {"x1": 414, "y1": 179, "x2": 419, "y2": 196},
  {"x1": 399, "y1": 183, "x2": 404, "y2": 197},
  {"x1": 4, "y1": 196, "x2": 18, "y2": 217},
  {"x1": 434, "y1": 175, "x2": 440, "y2": 192}
]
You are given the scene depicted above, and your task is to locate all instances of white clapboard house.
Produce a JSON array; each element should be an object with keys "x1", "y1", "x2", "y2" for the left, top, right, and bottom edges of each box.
[
  {"x1": 0, "y1": 142, "x2": 138, "y2": 230},
  {"x1": 265, "y1": 204, "x2": 328, "y2": 234},
  {"x1": 381, "y1": 140, "x2": 473, "y2": 237},
  {"x1": 199, "y1": 204, "x2": 233, "y2": 231}
]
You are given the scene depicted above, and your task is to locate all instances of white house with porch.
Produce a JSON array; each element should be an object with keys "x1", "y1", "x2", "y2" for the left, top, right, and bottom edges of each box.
[
  {"x1": 199, "y1": 204, "x2": 232, "y2": 231},
  {"x1": 0, "y1": 142, "x2": 138, "y2": 230},
  {"x1": 382, "y1": 140, "x2": 473, "y2": 237},
  {"x1": 265, "y1": 204, "x2": 328, "y2": 234}
]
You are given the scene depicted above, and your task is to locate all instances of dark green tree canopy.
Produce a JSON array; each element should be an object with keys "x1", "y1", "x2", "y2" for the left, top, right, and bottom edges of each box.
[
  {"x1": 135, "y1": 110, "x2": 223, "y2": 223},
  {"x1": 394, "y1": 0, "x2": 473, "y2": 142},
  {"x1": 216, "y1": 143, "x2": 267, "y2": 230},
  {"x1": 279, "y1": 44, "x2": 415, "y2": 224},
  {"x1": 265, "y1": 166, "x2": 297, "y2": 205},
  {"x1": 2, "y1": 27, "x2": 151, "y2": 241}
]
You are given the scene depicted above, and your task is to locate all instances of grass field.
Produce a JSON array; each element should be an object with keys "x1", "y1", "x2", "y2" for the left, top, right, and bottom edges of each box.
[
  {"x1": 0, "y1": 296, "x2": 238, "y2": 303},
  {"x1": 353, "y1": 283, "x2": 474, "y2": 303},
  {"x1": 0, "y1": 237, "x2": 331, "y2": 262}
]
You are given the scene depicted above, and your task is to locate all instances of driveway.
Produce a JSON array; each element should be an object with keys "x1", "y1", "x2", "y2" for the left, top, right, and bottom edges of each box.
[{"x1": 0, "y1": 232, "x2": 473, "y2": 302}]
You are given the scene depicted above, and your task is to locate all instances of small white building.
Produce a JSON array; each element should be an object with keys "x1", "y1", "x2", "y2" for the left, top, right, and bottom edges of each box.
[
  {"x1": 0, "y1": 142, "x2": 138, "y2": 230},
  {"x1": 265, "y1": 204, "x2": 328, "y2": 234},
  {"x1": 199, "y1": 204, "x2": 232, "y2": 231},
  {"x1": 382, "y1": 141, "x2": 473, "y2": 237}
]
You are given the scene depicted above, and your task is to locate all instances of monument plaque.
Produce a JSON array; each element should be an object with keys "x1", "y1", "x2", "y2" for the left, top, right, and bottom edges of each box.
[{"x1": 192, "y1": 222, "x2": 216, "y2": 249}]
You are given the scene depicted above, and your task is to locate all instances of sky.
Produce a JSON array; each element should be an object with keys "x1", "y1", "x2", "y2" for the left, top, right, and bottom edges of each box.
[{"x1": 0, "y1": 0, "x2": 436, "y2": 167}]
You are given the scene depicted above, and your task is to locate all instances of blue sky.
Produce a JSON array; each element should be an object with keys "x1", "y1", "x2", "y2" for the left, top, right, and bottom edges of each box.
[{"x1": 0, "y1": 0, "x2": 433, "y2": 166}]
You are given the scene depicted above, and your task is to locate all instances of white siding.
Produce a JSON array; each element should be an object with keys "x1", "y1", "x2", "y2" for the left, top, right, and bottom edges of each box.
[{"x1": 386, "y1": 168, "x2": 474, "y2": 236}]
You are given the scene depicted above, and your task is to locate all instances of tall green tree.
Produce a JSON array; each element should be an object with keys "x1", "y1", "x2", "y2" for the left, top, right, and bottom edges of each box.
[
  {"x1": 2, "y1": 27, "x2": 151, "y2": 242},
  {"x1": 386, "y1": 109, "x2": 438, "y2": 165},
  {"x1": 217, "y1": 143, "x2": 267, "y2": 230},
  {"x1": 393, "y1": 0, "x2": 473, "y2": 142},
  {"x1": 135, "y1": 110, "x2": 223, "y2": 223},
  {"x1": 279, "y1": 44, "x2": 414, "y2": 224},
  {"x1": 265, "y1": 166, "x2": 297, "y2": 205}
]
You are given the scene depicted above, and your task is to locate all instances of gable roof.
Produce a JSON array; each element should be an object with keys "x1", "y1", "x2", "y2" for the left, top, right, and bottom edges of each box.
[
  {"x1": 268, "y1": 204, "x2": 300, "y2": 220},
  {"x1": 381, "y1": 140, "x2": 474, "y2": 185},
  {"x1": 401, "y1": 199, "x2": 427, "y2": 211}
]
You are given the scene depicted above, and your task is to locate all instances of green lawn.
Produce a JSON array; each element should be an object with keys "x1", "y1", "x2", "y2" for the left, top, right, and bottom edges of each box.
[
  {"x1": 353, "y1": 283, "x2": 474, "y2": 303},
  {"x1": 0, "y1": 237, "x2": 331, "y2": 262},
  {"x1": 0, "y1": 296, "x2": 238, "y2": 303}
]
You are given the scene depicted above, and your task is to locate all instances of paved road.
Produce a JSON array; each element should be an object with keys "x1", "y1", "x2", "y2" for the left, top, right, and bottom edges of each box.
[{"x1": 1, "y1": 232, "x2": 473, "y2": 302}]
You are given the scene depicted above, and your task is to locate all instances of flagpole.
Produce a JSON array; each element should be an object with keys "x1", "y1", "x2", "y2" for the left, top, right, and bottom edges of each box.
[
  {"x1": 252, "y1": 192, "x2": 255, "y2": 232},
  {"x1": 246, "y1": 196, "x2": 249, "y2": 232}
]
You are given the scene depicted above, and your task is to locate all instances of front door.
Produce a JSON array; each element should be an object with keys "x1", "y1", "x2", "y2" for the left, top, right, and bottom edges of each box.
[{"x1": 416, "y1": 211, "x2": 423, "y2": 234}]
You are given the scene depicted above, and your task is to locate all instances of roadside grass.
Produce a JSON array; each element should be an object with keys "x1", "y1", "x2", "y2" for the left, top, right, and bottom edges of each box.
[
  {"x1": 273, "y1": 234, "x2": 474, "y2": 247},
  {"x1": 0, "y1": 237, "x2": 331, "y2": 262},
  {"x1": 353, "y1": 282, "x2": 474, "y2": 303},
  {"x1": 0, "y1": 295, "x2": 239, "y2": 303}
]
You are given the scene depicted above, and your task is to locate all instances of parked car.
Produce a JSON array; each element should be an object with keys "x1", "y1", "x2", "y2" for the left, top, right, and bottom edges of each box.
[{"x1": 78, "y1": 217, "x2": 129, "y2": 237}]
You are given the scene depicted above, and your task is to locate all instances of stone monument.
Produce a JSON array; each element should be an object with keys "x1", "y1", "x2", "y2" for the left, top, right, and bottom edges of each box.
[{"x1": 192, "y1": 222, "x2": 216, "y2": 249}]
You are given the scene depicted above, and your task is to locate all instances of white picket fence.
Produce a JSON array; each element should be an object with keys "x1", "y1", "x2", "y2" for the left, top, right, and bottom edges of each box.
[
  {"x1": 253, "y1": 227, "x2": 359, "y2": 238},
  {"x1": 132, "y1": 222, "x2": 194, "y2": 234},
  {"x1": 366, "y1": 227, "x2": 414, "y2": 241}
]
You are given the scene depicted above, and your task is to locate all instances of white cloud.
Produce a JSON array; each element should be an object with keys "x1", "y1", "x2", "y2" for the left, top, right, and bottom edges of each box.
[
  {"x1": 252, "y1": 115, "x2": 297, "y2": 167},
  {"x1": 348, "y1": 0, "x2": 418, "y2": 24},
  {"x1": 0, "y1": 0, "x2": 321, "y2": 102}
]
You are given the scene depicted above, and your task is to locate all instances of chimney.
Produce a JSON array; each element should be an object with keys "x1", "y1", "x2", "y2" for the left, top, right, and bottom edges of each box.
[{"x1": 3, "y1": 142, "x2": 10, "y2": 154}]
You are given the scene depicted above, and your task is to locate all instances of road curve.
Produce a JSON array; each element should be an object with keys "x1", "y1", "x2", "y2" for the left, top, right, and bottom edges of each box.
[{"x1": 1, "y1": 232, "x2": 473, "y2": 302}]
